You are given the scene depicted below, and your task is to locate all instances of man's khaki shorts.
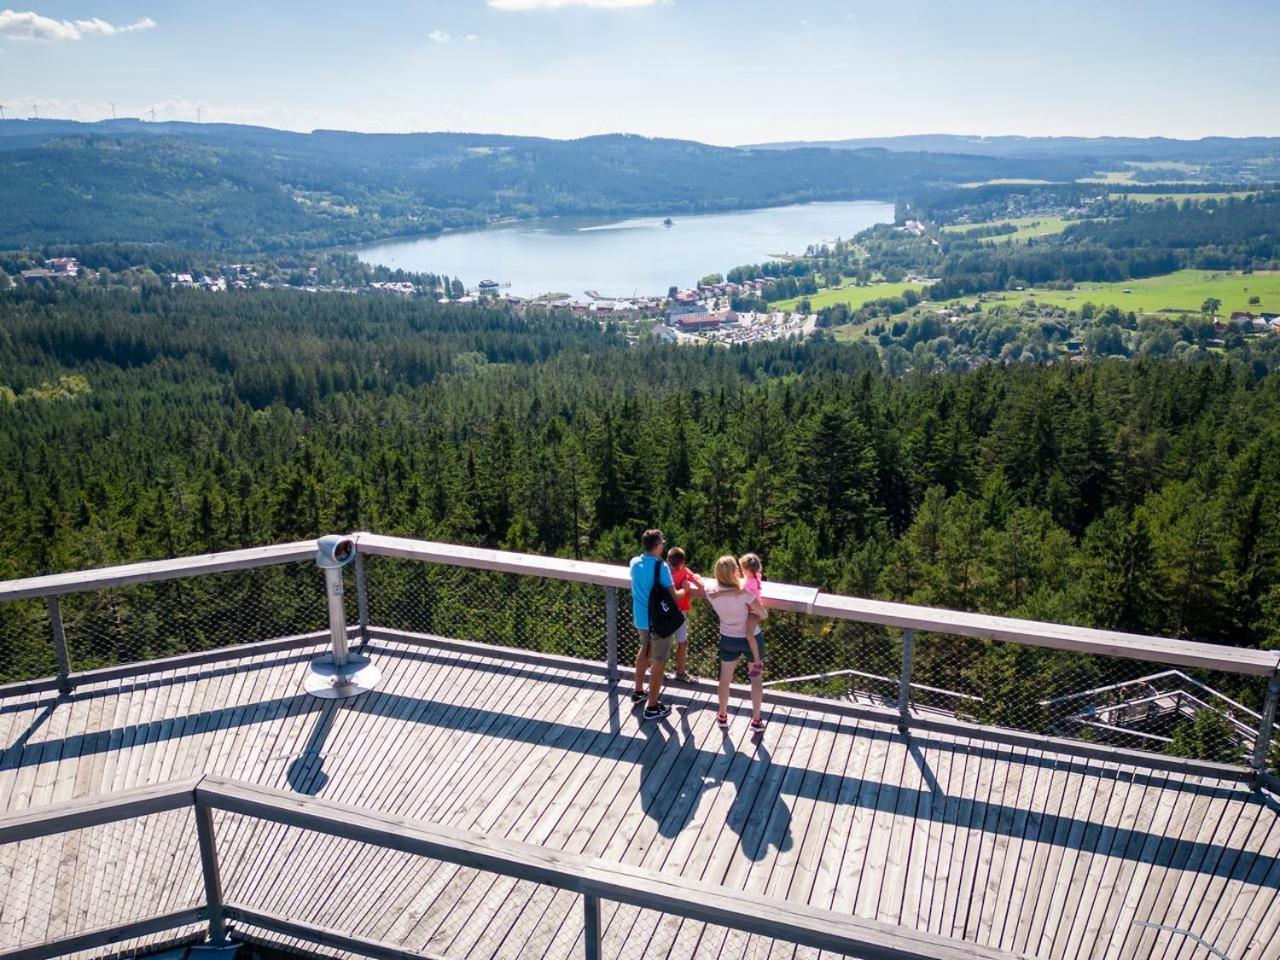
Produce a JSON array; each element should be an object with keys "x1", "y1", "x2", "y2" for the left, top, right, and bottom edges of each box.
[{"x1": 638, "y1": 628, "x2": 674, "y2": 663}]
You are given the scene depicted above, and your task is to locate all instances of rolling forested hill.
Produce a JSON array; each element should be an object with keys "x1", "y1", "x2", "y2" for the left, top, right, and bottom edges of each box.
[{"x1": 0, "y1": 120, "x2": 1099, "y2": 251}]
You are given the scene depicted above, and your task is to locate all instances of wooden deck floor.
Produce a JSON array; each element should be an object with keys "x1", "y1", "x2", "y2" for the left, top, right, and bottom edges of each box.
[{"x1": 1, "y1": 635, "x2": 1279, "y2": 960}]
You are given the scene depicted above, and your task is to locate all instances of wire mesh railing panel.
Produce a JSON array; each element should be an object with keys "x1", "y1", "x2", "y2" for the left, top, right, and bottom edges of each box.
[
  {"x1": 0, "y1": 807, "x2": 203, "y2": 953},
  {"x1": 55, "y1": 563, "x2": 327, "y2": 674},
  {"x1": 0, "y1": 597, "x2": 59, "y2": 684},
  {"x1": 363, "y1": 556, "x2": 609, "y2": 662},
  {"x1": 912, "y1": 631, "x2": 1274, "y2": 764}
]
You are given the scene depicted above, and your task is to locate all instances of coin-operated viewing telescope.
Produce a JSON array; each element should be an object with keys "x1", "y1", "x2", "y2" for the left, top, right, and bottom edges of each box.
[{"x1": 304, "y1": 535, "x2": 381, "y2": 698}]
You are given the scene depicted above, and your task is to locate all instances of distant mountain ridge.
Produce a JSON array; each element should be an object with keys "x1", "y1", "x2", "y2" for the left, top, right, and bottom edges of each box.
[
  {"x1": 0, "y1": 120, "x2": 1100, "y2": 251},
  {"x1": 743, "y1": 133, "x2": 1280, "y2": 161}
]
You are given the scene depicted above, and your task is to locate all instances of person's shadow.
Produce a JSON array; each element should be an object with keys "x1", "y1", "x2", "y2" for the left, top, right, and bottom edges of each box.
[{"x1": 724, "y1": 734, "x2": 794, "y2": 862}]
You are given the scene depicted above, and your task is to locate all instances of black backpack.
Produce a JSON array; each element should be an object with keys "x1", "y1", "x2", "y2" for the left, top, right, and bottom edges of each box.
[{"x1": 648, "y1": 558, "x2": 686, "y2": 639}]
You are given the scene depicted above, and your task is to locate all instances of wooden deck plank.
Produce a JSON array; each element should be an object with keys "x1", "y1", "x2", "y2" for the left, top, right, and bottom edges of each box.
[
  {"x1": 354, "y1": 661, "x2": 610, "y2": 951},
  {"x1": 1062, "y1": 765, "x2": 1160, "y2": 959},
  {"x1": 469, "y1": 693, "x2": 720, "y2": 960},
  {"x1": 1192, "y1": 797, "x2": 1280, "y2": 960},
  {"x1": 958, "y1": 743, "x2": 1025, "y2": 944},
  {"x1": 984, "y1": 744, "x2": 1052, "y2": 951},
  {"x1": 693, "y1": 708, "x2": 822, "y2": 960},
  {"x1": 970, "y1": 742, "x2": 1036, "y2": 946},
  {"x1": 772, "y1": 714, "x2": 859, "y2": 960},
  {"x1": 1045, "y1": 760, "x2": 1135, "y2": 960},
  {"x1": 665, "y1": 705, "x2": 807, "y2": 960},
  {"x1": 254, "y1": 650, "x2": 519, "y2": 927},
  {"x1": 938, "y1": 739, "x2": 1004, "y2": 940},
  {"x1": 896, "y1": 733, "x2": 956, "y2": 937},
  {"x1": 921, "y1": 735, "x2": 978, "y2": 940},
  {"x1": 1115, "y1": 774, "x2": 1230, "y2": 959},
  {"x1": 1087, "y1": 768, "x2": 1182, "y2": 960},
  {"x1": 761, "y1": 714, "x2": 850, "y2": 960},
  {"x1": 407, "y1": 673, "x2": 628, "y2": 956},
  {"x1": 366, "y1": 665, "x2": 599, "y2": 957},
  {"x1": 491, "y1": 694, "x2": 712, "y2": 960},
  {"x1": 246, "y1": 647, "x2": 489, "y2": 920},
  {"x1": 1168, "y1": 786, "x2": 1271, "y2": 960},
  {"x1": 605, "y1": 700, "x2": 782, "y2": 960},
  {"x1": 288, "y1": 649, "x2": 534, "y2": 939}
]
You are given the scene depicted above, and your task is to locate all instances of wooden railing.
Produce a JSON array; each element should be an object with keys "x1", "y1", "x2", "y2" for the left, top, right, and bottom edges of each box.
[
  {"x1": 0, "y1": 775, "x2": 1024, "y2": 960},
  {"x1": 1, "y1": 532, "x2": 1278, "y2": 785}
]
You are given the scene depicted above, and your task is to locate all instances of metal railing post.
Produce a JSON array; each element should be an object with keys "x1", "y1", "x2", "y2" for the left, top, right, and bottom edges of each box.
[
  {"x1": 48, "y1": 596, "x2": 72, "y2": 695},
  {"x1": 195, "y1": 801, "x2": 227, "y2": 945},
  {"x1": 583, "y1": 893, "x2": 602, "y2": 960},
  {"x1": 898, "y1": 628, "x2": 915, "y2": 734},
  {"x1": 605, "y1": 586, "x2": 619, "y2": 684},
  {"x1": 354, "y1": 552, "x2": 370, "y2": 648},
  {"x1": 1251, "y1": 668, "x2": 1280, "y2": 784}
]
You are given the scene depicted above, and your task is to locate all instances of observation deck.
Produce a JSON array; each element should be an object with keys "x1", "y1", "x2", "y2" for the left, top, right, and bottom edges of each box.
[{"x1": 1, "y1": 534, "x2": 1279, "y2": 960}]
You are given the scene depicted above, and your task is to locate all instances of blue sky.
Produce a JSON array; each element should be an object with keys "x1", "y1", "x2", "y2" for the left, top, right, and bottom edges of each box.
[{"x1": 1, "y1": 0, "x2": 1277, "y2": 142}]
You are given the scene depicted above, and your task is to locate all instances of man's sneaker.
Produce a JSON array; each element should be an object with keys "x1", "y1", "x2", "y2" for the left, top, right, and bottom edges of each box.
[
  {"x1": 630, "y1": 689, "x2": 647, "y2": 704},
  {"x1": 643, "y1": 702, "x2": 672, "y2": 721}
]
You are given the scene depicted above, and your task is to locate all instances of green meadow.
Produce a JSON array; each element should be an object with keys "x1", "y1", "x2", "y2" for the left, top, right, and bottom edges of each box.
[
  {"x1": 771, "y1": 281, "x2": 925, "y2": 312},
  {"x1": 940, "y1": 215, "x2": 1074, "y2": 243},
  {"x1": 962, "y1": 270, "x2": 1280, "y2": 317}
]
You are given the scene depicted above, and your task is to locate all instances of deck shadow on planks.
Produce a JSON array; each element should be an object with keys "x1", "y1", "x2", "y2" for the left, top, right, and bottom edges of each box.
[{"x1": 5, "y1": 679, "x2": 1279, "y2": 887}]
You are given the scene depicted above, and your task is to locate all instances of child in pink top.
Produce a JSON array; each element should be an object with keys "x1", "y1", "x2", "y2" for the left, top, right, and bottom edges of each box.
[{"x1": 740, "y1": 553, "x2": 766, "y2": 677}]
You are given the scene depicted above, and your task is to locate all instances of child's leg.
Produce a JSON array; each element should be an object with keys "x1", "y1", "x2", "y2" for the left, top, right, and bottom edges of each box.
[
  {"x1": 749, "y1": 632, "x2": 765, "y2": 723},
  {"x1": 744, "y1": 615, "x2": 762, "y2": 664},
  {"x1": 675, "y1": 623, "x2": 688, "y2": 677}
]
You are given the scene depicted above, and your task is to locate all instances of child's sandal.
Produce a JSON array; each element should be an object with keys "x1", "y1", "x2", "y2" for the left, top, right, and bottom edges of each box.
[
  {"x1": 750, "y1": 717, "x2": 766, "y2": 734},
  {"x1": 717, "y1": 712, "x2": 730, "y2": 729}
]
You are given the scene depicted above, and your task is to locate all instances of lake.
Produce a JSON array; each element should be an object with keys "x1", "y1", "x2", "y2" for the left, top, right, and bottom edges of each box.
[{"x1": 355, "y1": 200, "x2": 896, "y2": 298}]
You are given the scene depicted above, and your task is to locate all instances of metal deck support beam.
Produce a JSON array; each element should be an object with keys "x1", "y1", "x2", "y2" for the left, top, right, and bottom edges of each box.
[
  {"x1": 898, "y1": 629, "x2": 916, "y2": 734},
  {"x1": 47, "y1": 597, "x2": 72, "y2": 696},
  {"x1": 583, "y1": 893, "x2": 602, "y2": 960},
  {"x1": 1251, "y1": 668, "x2": 1280, "y2": 785},
  {"x1": 604, "y1": 587, "x2": 619, "y2": 684},
  {"x1": 195, "y1": 801, "x2": 227, "y2": 946}
]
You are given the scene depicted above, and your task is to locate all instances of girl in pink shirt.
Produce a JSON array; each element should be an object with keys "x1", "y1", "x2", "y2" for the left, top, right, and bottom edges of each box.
[{"x1": 740, "y1": 553, "x2": 766, "y2": 677}]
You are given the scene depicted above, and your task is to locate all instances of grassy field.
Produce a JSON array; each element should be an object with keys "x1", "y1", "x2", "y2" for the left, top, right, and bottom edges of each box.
[
  {"x1": 1107, "y1": 190, "x2": 1258, "y2": 204},
  {"x1": 771, "y1": 281, "x2": 924, "y2": 312},
  {"x1": 940, "y1": 215, "x2": 1074, "y2": 243},
  {"x1": 959, "y1": 270, "x2": 1280, "y2": 317}
]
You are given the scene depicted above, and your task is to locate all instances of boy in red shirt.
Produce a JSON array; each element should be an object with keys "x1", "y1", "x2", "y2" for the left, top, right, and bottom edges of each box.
[{"x1": 666, "y1": 547, "x2": 703, "y2": 683}]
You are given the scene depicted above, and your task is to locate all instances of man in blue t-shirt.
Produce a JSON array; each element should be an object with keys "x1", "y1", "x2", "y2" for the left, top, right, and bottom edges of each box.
[{"x1": 630, "y1": 527, "x2": 687, "y2": 720}]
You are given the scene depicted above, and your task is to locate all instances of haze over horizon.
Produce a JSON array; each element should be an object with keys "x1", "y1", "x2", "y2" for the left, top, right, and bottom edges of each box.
[{"x1": 1, "y1": 0, "x2": 1277, "y2": 144}]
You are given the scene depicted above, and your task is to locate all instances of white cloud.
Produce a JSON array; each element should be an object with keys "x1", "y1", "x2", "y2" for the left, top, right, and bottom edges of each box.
[
  {"x1": 428, "y1": 28, "x2": 450, "y2": 43},
  {"x1": 487, "y1": 0, "x2": 663, "y2": 10},
  {"x1": 464, "y1": 33, "x2": 480, "y2": 41},
  {"x1": 0, "y1": 10, "x2": 155, "y2": 41}
]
